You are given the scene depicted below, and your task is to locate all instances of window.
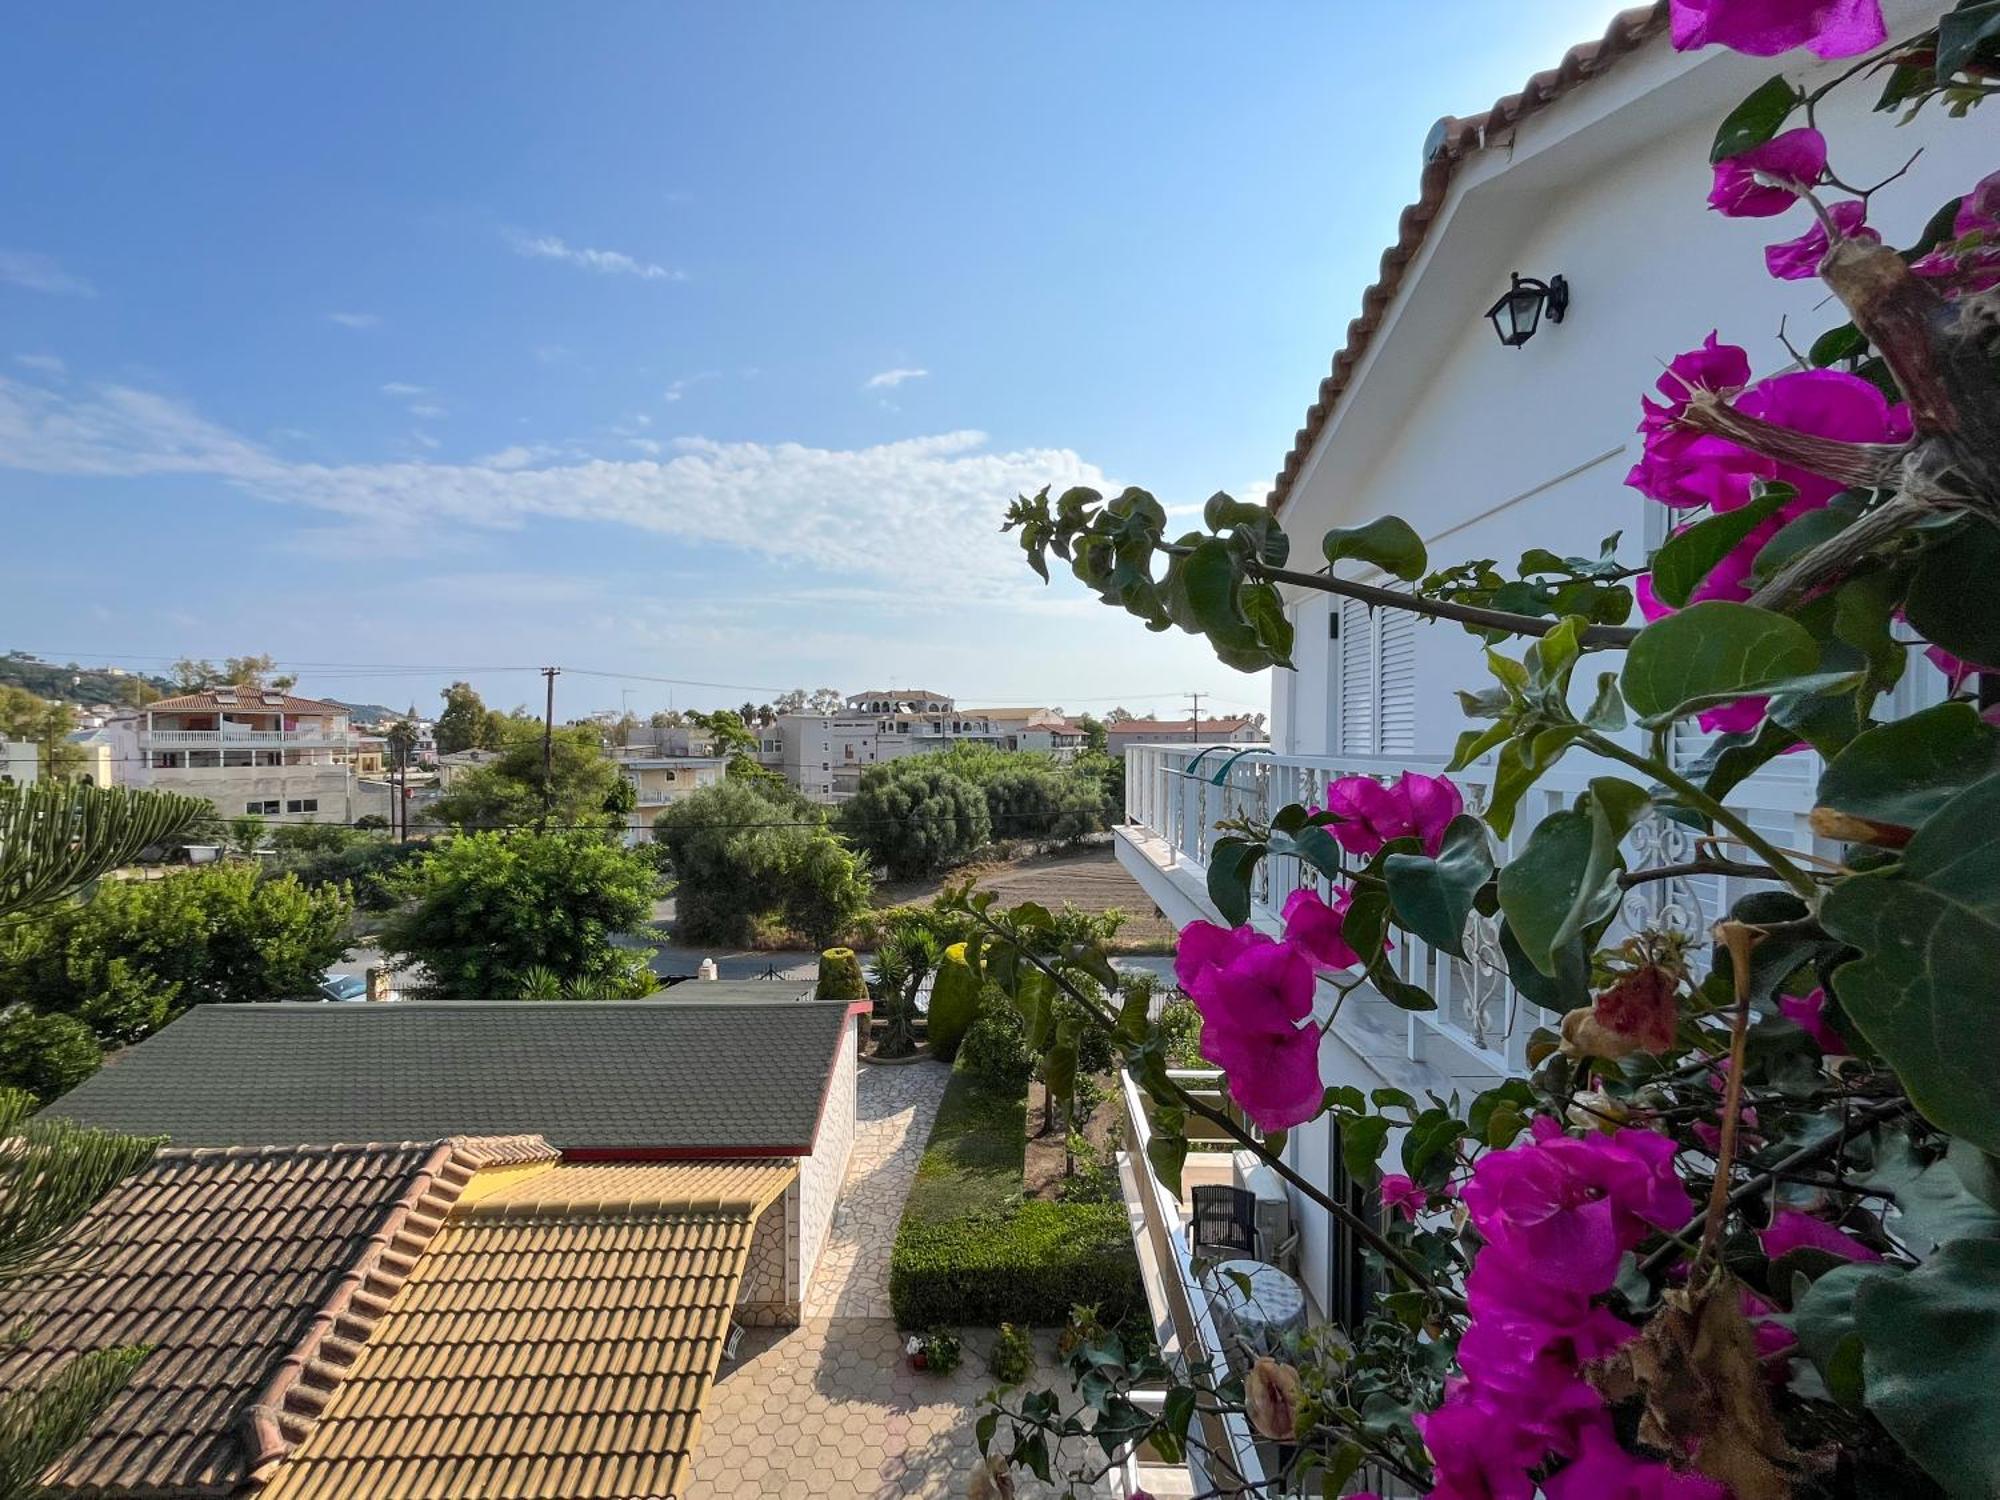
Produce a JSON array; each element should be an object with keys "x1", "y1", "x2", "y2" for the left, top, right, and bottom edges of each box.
[
  {"x1": 1333, "y1": 589, "x2": 1417, "y2": 757},
  {"x1": 284, "y1": 798, "x2": 319, "y2": 815},
  {"x1": 245, "y1": 800, "x2": 279, "y2": 815}
]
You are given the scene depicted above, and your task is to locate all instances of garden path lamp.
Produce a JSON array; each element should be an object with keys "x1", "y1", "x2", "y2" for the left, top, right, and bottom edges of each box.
[{"x1": 1486, "y1": 272, "x2": 1569, "y2": 347}]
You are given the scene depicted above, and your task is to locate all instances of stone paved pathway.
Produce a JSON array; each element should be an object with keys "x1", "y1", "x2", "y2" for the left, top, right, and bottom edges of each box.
[{"x1": 684, "y1": 1057, "x2": 998, "y2": 1499}]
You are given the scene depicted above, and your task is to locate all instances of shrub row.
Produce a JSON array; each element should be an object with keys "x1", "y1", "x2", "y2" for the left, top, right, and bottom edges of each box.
[{"x1": 889, "y1": 1198, "x2": 1144, "y2": 1328}]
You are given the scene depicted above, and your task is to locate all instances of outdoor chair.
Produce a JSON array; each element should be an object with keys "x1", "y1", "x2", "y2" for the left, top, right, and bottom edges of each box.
[{"x1": 1189, "y1": 1185, "x2": 1258, "y2": 1258}]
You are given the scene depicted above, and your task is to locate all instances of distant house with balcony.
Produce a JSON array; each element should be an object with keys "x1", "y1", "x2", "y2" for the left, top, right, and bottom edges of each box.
[
  {"x1": 1102, "y1": 715, "x2": 1261, "y2": 761},
  {"x1": 102, "y1": 687, "x2": 374, "y2": 824},
  {"x1": 612, "y1": 726, "x2": 728, "y2": 842},
  {"x1": 1109, "y1": 0, "x2": 1981, "y2": 1373},
  {"x1": 962, "y1": 706, "x2": 1087, "y2": 761},
  {"x1": 775, "y1": 689, "x2": 1002, "y2": 802}
]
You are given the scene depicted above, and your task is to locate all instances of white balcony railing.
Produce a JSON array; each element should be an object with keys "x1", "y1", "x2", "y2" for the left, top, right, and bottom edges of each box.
[
  {"x1": 143, "y1": 728, "x2": 345, "y2": 749},
  {"x1": 1123, "y1": 741, "x2": 1827, "y2": 1074}
]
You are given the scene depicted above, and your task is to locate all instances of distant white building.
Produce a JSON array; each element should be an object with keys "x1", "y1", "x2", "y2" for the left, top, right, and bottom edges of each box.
[
  {"x1": 773, "y1": 690, "x2": 1002, "y2": 803},
  {"x1": 961, "y1": 707, "x2": 1087, "y2": 762},
  {"x1": 1101, "y1": 715, "x2": 1262, "y2": 761},
  {"x1": 0, "y1": 741, "x2": 38, "y2": 785},
  {"x1": 611, "y1": 728, "x2": 729, "y2": 843},
  {"x1": 102, "y1": 688, "x2": 371, "y2": 824}
]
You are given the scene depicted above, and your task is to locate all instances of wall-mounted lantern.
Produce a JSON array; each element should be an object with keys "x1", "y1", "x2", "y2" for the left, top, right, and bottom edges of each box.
[{"x1": 1485, "y1": 272, "x2": 1569, "y2": 348}]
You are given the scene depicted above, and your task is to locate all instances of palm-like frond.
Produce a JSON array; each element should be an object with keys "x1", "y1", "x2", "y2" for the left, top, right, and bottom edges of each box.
[
  {"x1": 0, "y1": 1345, "x2": 150, "y2": 1500},
  {"x1": 0, "y1": 1093, "x2": 160, "y2": 1286},
  {"x1": 0, "y1": 783, "x2": 210, "y2": 921}
]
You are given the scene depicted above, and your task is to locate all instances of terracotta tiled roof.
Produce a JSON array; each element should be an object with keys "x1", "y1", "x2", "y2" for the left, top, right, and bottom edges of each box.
[
  {"x1": 259, "y1": 1160, "x2": 797, "y2": 1500},
  {"x1": 46, "y1": 1000, "x2": 856, "y2": 1154},
  {"x1": 142, "y1": 691, "x2": 350, "y2": 715},
  {"x1": 1268, "y1": 3, "x2": 1669, "y2": 512},
  {"x1": 0, "y1": 1138, "x2": 555, "y2": 1496},
  {"x1": 1104, "y1": 716, "x2": 1257, "y2": 736}
]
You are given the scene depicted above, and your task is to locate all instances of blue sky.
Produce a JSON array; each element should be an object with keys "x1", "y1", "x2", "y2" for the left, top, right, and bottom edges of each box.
[{"x1": 0, "y1": 1, "x2": 1622, "y2": 720}]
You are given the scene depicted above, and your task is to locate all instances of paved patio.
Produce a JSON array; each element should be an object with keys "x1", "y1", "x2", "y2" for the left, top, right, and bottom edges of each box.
[{"x1": 682, "y1": 1057, "x2": 999, "y2": 1499}]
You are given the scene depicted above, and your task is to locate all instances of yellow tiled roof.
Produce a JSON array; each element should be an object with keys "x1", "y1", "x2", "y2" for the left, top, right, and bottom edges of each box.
[{"x1": 258, "y1": 1160, "x2": 797, "y2": 1500}]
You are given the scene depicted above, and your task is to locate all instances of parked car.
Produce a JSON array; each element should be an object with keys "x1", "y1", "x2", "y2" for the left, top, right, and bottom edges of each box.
[{"x1": 316, "y1": 972, "x2": 368, "y2": 1002}]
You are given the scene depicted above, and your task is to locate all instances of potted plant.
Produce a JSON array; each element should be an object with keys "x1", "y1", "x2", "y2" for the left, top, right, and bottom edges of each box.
[
  {"x1": 906, "y1": 1327, "x2": 961, "y2": 1374},
  {"x1": 989, "y1": 1322, "x2": 1033, "y2": 1385}
]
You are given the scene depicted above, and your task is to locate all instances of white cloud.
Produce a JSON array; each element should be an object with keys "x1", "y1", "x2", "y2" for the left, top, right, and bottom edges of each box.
[
  {"x1": 13, "y1": 354, "x2": 65, "y2": 377},
  {"x1": 865, "y1": 367, "x2": 929, "y2": 391},
  {"x1": 408, "y1": 403, "x2": 448, "y2": 420},
  {"x1": 380, "y1": 381, "x2": 427, "y2": 397},
  {"x1": 625, "y1": 437, "x2": 663, "y2": 456},
  {"x1": 327, "y1": 311, "x2": 381, "y2": 329},
  {"x1": 0, "y1": 374, "x2": 1110, "y2": 590},
  {"x1": 0, "y1": 251, "x2": 94, "y2": 297},
  {"x1": 511, "y1": 234, "x2": 683, "y2": 282},
  {"x1": 664, "y1": 372, "x2": 719, "y2": 403},
  {"x1": 478, "y1": 444, "x2": 560, "y2": 471}
]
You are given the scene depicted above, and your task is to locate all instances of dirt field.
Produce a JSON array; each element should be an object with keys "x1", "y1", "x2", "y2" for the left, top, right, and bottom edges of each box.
[{"x1": 874, "y1": 841, "x2": 1175, "y2": 950}]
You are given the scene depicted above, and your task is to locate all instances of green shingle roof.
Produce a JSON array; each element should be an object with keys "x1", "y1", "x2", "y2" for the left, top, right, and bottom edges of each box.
[{"x1": 44, "y1": 994, "x2": 853, "y2": 1153}]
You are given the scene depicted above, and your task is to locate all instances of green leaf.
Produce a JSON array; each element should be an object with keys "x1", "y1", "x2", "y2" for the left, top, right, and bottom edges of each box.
[
  {"x1": 1907, "y1": 519, "x2": 2000, "y2": 670},
  {"x1": 1684, "y1": 715, "x2": 1803, "y2": 803},
  {"x1": 1145, "y1": 1126, "x2": 1189, "y2": 1198},
  {"x1": 1583, "y1": 672, "x2": 1626, "y2": 732},
  {"x1": 1382, "y1": 815, "x2": 1493, "y2": 957},
  {"x1": 1821, "y1": 774, "x2": 2000, "y2": 1152},
  {"x1": 1711, "y1": 73, "x2": 1799, "y2": 161},
  {"x1": 1794, "y1": 1261, "x2": 1899, "y2": 1409},
  {"x1": 1368, "y1": 959, "x2": 1437, "y2": 1012},
  {"x1": 1937, "y1": 0, "x2": 2000, "y2": 77},
  {"x1": 1809, "y1": 322, "x2": 1867, "y2": 367},
  {"x1": 1498, "y1": 798, "x2": 1627, "y2": 979},
  {"x1": 1856, "y1": 1238, "x2": 2000, "y2": 1498},
  {"x1": 1339, "y1": 1115, "x2": 1390, "y2": 1184},
  {"x1": 1552, "y1": 779, "x2": 1650, "y2": 956},
  {"x1": 1621, "y1": 601, "x2": 1822, "y2": 725},
  {"x1": 1322, "y1": 516, "x2": 1427, "y2": 582},
  {"x1": 1650, "y1": 486, "x2": 1794, "y2": 609},
  {"x1": 1205, "y1": 838, "x2": 1264, "y2": 927},
  {"x1": 1859, "y1": 1132, "x2": 2000, "y2": 1257},
  {"x1": 1819, "y1": 702, "x2": 2000, "y2": 829},
  {"x1": 1483, "y1": 725, "x2": 1583, "y2": 838}
]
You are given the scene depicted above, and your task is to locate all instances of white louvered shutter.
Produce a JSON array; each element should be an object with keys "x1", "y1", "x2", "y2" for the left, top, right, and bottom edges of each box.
[
  {"x1": 1336, "y1": 598, "x2": 1375, "y2": 756},
  {"x1": 1377, "y1": 590, "x2": 1417, "y2": 755}
]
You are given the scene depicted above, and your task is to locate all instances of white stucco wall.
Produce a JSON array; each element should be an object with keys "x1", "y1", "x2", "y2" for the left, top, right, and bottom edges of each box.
[
  {"x1": 1272, "y1": 0, "x2": 1987, "y2": 764},
  {"x1": 795, "y1": 1016, "x2": 859, "y2": 1301}
]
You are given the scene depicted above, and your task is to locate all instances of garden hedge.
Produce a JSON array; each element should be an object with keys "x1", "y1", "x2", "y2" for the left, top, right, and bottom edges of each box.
[{"x1": 888, "y1": 1047, "x2": 1142, "y2": 1328}]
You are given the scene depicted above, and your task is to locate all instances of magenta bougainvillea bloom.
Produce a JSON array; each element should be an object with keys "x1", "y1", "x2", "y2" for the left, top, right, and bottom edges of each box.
[
  {"x1": 1671, "y1": 0, "x2": 1885, "y2": 59},
  {"x1": 1765, "y1": 197, "x2": 1875, "y2": 279},
  {"x1": 1281, "y1": 884, "x2": 1387, "y2": 973},
  {"x1": 1779, "y1": 986, "x2": 1849, "y2": 1053},
  {"x1": 1317, "y1": 771, "x2": 1463, "y2": 857},
  {"x1": 1542, "y1": 1422, "x2": 1731, "y2": 1500},
  {"x1": 1913, "y1": 169, "x2": 2000, "y2": 294},
  {"x1": 1708, "y1": 128, "x2": 1828, "y2": 216},
  {"x1": 1176, "y1": 926, "x2": 1323, "y2": 1131},
  {"x1": 1761, "y1": 1207, "x2": 1884, "y2": 1263},
  {"x1": 1378, "y1": 1173, "x2": 1427, "y2": 1221}
]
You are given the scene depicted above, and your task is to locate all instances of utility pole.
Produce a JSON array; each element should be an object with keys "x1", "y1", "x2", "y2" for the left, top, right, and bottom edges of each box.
[
  {"x1": 1186, "y1": 691, "x2": 1204, "y2": 744},
  {"x1": 539, "y1": 667, "x2": 561, "y2": 831}
]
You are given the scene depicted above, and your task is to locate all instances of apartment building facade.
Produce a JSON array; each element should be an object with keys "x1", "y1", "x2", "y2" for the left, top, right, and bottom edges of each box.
[
  {"x1": 612, "y1": 726, "x2": 728, "y2": 842},
  {"x1": 102, "y1": 688, "x2": 375, "y2": 824},
  {"x1": 774, "y1": 690, "x2": 1002, "y2": 802}
]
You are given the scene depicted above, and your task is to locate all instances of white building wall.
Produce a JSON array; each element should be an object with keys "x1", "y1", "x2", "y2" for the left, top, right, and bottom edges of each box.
[
  {"x1": 795, "y1": 1016, "x2": 859, "y2": 1302},
  {"x1": 0, "y1": 741, "x2": 39, "y2": 784}
]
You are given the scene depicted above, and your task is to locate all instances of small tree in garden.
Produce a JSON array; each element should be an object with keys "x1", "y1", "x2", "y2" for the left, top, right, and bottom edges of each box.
[
  {"x1": 840, "y1": 760, "x2": 991, "y2": 877},
  {"x1": 960, "y1": 5, "x2": 2000, "y2": 1496}
]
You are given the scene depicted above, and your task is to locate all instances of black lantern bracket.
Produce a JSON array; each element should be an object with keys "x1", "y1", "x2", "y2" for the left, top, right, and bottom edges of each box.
[{"x1": 1485, "y1": 272, "x2": 1569, "y2": 347}]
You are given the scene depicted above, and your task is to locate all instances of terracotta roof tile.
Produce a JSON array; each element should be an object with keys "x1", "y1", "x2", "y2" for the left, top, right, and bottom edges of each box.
[
  {"x1": 0, "y1": 1139, "x2": 551, "y2": 1496},
  {"x1": 260, "y1": 1161, "x2": 795, "y2": 1500},
  {"x1": 140, "y1": 691, "x2": 351, "y2": 716},
  {"x1": 1269, "y1": 4, "x2": 1668, "y2": 511}
]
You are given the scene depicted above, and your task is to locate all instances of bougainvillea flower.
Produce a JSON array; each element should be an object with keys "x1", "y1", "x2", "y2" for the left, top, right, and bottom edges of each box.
[
  {"x1": 1741, "y1": 1289, "x2": 1799, "y2": 1372},
  {"x1": 1319, "y1": 774, "x2": 1409, "y2": 855},
  {"x1": 1413, "y1": 1384, "x2": 1545, "y2": 1500},
  {"x1": 1671, "y1": 0, "x2": 1885, "y2": 59},
  {"x1": 1379, "y1": 1173, "x2": 1428, "y2": 1221},
  {"x1": 1708, "y1": 128, "x2": 1829, "y2": 216},
  {"x1": 1541, "y1": 1127, "x2": 1692, "y2": 1248},
  {"x1": 1398, "y1": 770, "x2": 1466, "y2": 851},
  {"x1": 1761, "y1": 1207, "x2": 1884, "y2": 1263},
  {"x1": 1172, "y1": 919, "x2": 1260, "y2": 994},
  {"x1": 1542, "y1": 1420, "x2": 1731, "y2": 1500},
  {"x1": 1317, "y1": 771, "x2": 1464, "y2": 856},
  {"x1": 1779, "y1": 986, "x2": 1848, "y2": 1053},
  {"x1": 1644, "y1": 331, "x2": 1753, "y2": 421},
  {"x1": 1281, "y1": 885, "x2": 1369, "y2": 972},
  {"x1": 1201, "y1": 1018, "x2": 1323, "y2": 1131},
  {"x1": 1461, "y1": 1140, "x2": 1626, "y2": 1293},
  {"x1": 1765, "y1": 197, "x2": 1875, "y2": 279},
  {"x1": 1184, "y1": 935, "x2": 1315, "y2": 1035}
]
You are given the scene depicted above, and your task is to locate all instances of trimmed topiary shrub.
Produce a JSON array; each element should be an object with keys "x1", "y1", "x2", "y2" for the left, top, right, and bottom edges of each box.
[
  {"x1": 817, "y1": 946, "x2": 866, "y2": 1001},
  {"x1": 926, "y1": 942, "x2": 980, "y2": 1061},
  {"x1": 989, "y1": 1322, "x2": 1034, "y2": 1385},
  {"x1": 958, "y1": 995, "x2": 1034, "y2": 1091}
]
